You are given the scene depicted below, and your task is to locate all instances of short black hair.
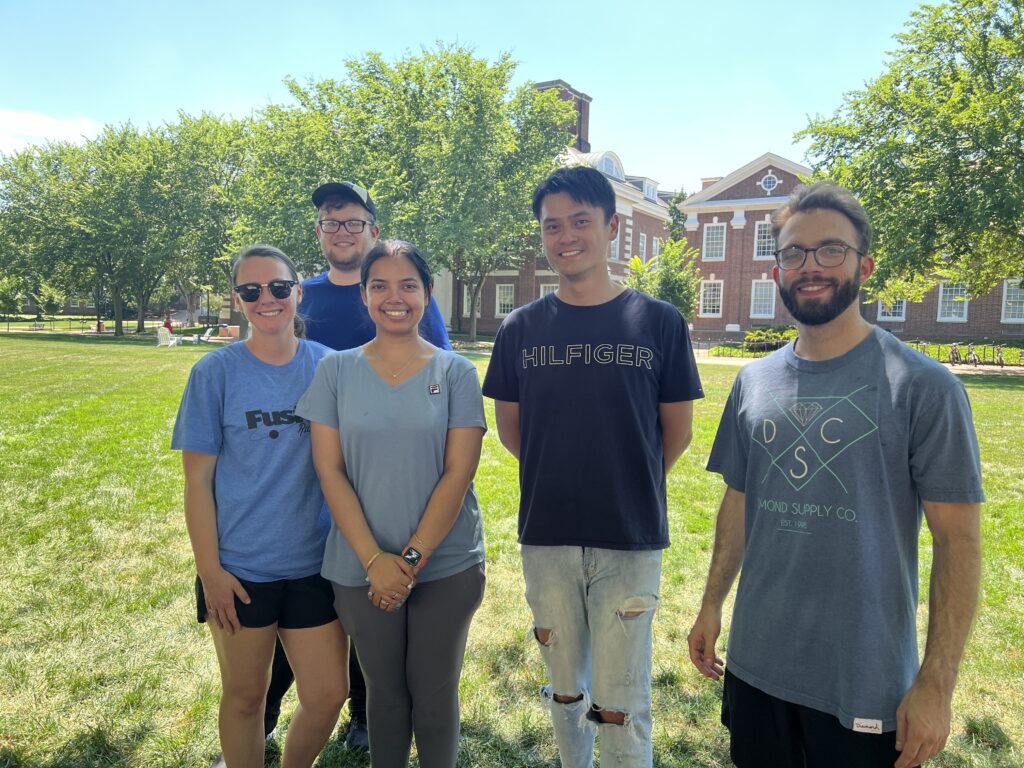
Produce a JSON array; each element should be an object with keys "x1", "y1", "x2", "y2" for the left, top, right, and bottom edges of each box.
[
  {"x1": 360, "y1": 239, "x2": 434, "y2": 296},
  {"x1": 532, "y1": 166, "x2": 616, "y2": 223}
]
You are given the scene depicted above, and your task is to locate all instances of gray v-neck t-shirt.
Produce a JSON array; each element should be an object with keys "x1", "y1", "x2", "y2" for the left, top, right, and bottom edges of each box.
[{"x1": 297, "y1": 348, "x2": 486, "y2": 587}]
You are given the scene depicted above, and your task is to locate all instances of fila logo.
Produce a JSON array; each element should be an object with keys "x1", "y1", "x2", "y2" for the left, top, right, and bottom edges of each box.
[{"x1": 428, "y1": 383, "x2": 441, "y2": 395}]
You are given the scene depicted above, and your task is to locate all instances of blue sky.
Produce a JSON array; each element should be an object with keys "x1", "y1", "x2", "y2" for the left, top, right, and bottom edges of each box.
[{"x1": 1, "y1": 0, "x2": 926, "y2": 193}]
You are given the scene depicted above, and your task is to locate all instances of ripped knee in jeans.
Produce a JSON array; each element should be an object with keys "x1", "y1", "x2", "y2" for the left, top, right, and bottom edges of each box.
[{"x1": 533, "y1": 626, "x2": 554, "y2": 646}]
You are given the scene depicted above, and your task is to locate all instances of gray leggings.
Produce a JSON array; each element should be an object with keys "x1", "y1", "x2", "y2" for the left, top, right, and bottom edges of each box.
[{"x1": 332, "y1": 562, "x2": 485, "y2": 768}]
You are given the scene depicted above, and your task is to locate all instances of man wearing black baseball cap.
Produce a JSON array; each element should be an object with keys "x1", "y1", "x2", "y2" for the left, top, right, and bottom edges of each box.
[
  {"x1": 299, "y1": 181, "x2": 450, "y2": 351},
  {"x1": 258, "y1": 181, "x2": 451, "y2": 755}
]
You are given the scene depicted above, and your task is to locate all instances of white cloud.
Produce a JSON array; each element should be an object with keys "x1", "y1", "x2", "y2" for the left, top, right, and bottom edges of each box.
[{"x1": 0, "y1": 110, "x2": 102, "y2": 155}]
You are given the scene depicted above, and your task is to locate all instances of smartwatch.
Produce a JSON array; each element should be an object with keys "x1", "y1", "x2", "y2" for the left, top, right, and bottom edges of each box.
[{"x1": 402, "y1": 546, "x2": 423, "y2": 567}]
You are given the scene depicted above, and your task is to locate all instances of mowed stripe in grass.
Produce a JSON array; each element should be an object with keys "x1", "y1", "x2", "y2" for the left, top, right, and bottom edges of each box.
[{"x1": 0, "y1": 337, "x2": 1021, "y2": 768}]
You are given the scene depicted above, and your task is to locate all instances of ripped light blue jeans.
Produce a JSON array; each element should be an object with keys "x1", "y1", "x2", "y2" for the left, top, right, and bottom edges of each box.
[{"x1": 521, "y1": 545, "x2": 662, "y2": 768}]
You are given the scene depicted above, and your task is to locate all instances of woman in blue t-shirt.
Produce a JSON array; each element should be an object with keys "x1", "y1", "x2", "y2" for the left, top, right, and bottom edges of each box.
[
  {"x1": 172, "y1": 245, "x2": 347, "y2": 768},
  {"x1": 297, "y1": 240, "x2": 487, "y2": 768}
]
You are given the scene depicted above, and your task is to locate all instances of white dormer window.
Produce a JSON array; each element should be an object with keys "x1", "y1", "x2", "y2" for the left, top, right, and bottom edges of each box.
[
  {"x1": 758, "y1": 171, "x2": 780, "y2": 195},
  {"x1": 598, "y1": 155, "x2": 623, "y2": 180},
  {"x1": 643, "y1": 180, "x2": 657, "y2": 201}
]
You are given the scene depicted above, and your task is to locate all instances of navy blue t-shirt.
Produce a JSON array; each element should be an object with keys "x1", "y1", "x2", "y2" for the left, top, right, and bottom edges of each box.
[
  {"x1": 298, "y1": 272, "x2": 452, "y2": 351},
  {"x1": 482, "y1": 288, "x2": 704, "y2": 550}
]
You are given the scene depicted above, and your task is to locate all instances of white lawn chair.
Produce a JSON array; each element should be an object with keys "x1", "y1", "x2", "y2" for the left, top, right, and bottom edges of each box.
[{"x1": 156, "y1": 327, "x2": 183, "y2": 347}]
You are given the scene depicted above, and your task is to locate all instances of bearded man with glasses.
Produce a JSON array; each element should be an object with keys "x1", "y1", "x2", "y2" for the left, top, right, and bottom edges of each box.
[{"x1": 688, "y1": 181, "x2": 983, "y2": 768}]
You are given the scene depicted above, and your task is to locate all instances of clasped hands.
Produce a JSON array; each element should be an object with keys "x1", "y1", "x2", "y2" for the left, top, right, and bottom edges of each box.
[{"x1": 366, "y1": 553, "x2": 418, "y2": 613}]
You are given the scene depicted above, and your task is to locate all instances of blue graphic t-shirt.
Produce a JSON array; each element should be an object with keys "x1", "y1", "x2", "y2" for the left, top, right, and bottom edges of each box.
[
  {"x1": 171, "y1": 340, "x2": 332, "y2": 581},
  {"x1": 482, "y1": 288, "x2": 704, "y2": 550},
  {"x1": 298, "y1": 273, "x2": 451, "y2": 351},
  {"x1": 707, "y1": 326, "x2": 984, "y2": 732}
]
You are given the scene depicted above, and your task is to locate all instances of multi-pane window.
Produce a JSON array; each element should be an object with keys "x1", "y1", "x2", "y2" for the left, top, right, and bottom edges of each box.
[
  {"x1": 877, "y1": 300, "x2": 907, "y2": 322},
  {"x1": 639, "y1": 233, "x2": 647, "y2": 260},
  {"x1": 749, "y1": 280, "x2": 776, "y2": 319},
  {"x1": 937, "y1": 283, "x2": 968, "y2": 322},
  {"x1": 754, "y1": 221, "x2": 775, "y2": 260},
  {"x1": 495, "y1": 284, "x2": 515, "y2": 317},
  {"x1": 609, "y1": 228, "x2": 620, "y2": 261},
  {"x1": 539, "y1": 283, "x2": 558, "y2": 297},
  {"x1": 643, "y1": 181, "x2": 657, "y2": 201},
  {"x1": 462, "y1": 285, "x2": 481, "y2": 318},
  {"x1": 1002, "y1": 280, "x2": 1024, "y2": 323},
  {"x1": 702, "y1": 223, "x2": 726, "y2": 261},
  {"x1": 699, "y1": 280, "x2": 723, "y2": 317},
  {"x1": 653, "y1": 237, "x2": 662, "y2": 258}
]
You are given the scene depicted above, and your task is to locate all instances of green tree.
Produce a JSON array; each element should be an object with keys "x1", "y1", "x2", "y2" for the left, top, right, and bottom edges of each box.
[
  {"x1": 666, "y1": 189, "x2": 689, "y2": 242},
  {"x1": 288, "y1": 44, "x2": 576, "y2": 339},
  {"x1": 0, "y1": 275, "x2": 23, "y2": 331},
  {"x1": 34, "y1": 280, "x2": 66, "y2": 319},
  {"x1": 800, "y1": 0, "x2": 1024, "y2": 300},
  {"x1": 624, "y1": 255, "x2": 655, "y2": 296},
  {"x1": 624, "y1": 239, "x2": 702, "y2": 320},
  {"x1": 653, "y1": 238, "x2": 702, "y2": 320}
]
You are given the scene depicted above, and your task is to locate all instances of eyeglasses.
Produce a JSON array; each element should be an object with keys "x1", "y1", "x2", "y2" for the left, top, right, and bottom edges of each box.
[
  {"x1": 773, "y1": 243, "x2": 863, "y2": 271},
  {"x1": 318, "y1": 219, "x2": 373, "y2": 234},
  {"x1": 233, "y1": 280, "x2": 297, "y2": 302}
]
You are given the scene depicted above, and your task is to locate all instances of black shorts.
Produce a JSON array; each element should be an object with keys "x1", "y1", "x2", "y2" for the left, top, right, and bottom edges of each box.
[
  {"x1": 722, "y1": 669, "x2": 899, "y2": 768},
  {"x1": 195, "y1": 573, "x2": 337, "y2": 629}
]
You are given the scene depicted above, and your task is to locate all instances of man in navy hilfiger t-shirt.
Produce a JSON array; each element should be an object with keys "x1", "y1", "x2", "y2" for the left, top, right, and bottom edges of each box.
[
  {"x1": 687, "y1": 182, "x2": 983, "y2": 768},
  {"x1": 483, "y1": 166, "x2": 703, "y2": 768}
]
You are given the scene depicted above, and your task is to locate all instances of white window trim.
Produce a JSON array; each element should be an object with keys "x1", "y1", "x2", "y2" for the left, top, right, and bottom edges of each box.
[
  {"x1": 639, "y1": 233, "x2": 647, "y2": 260},
  {"x1": 877, "y1": 300, "x2": 907, "y2": 322},
  {"x1": 495, "y1": 283, "x2": 515, "y2": 318},
  {"x1": 1001, "y1": 279, "x2": 1024, "y2": 323},
  {"x1": 702, "y1": 222, "x2": 726, "y2": 261},
  {"x1": 699, "y1": 280, "x2": 724, "y2": 318},
  {"x1": 461, "y1": 285, "x2": 481, "y2": 318},
  {"x1": 753, "y1": 220, "x2": 775, "y2": 260},
  {"x1": 609, "y1": 228, "x2": 621, "y2": 261},
  {"x1": 936, "y1": 282, "x2": 969, "y2": 323},
  {"x1": 749, "y1": 280, "x2": 776, "y2": 319},
  {"x1": 539, "y1": 283, "x2": 558, "y2": 297}
]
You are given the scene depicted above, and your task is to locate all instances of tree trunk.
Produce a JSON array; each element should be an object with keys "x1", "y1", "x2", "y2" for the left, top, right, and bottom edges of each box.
[
  {"x1": 136, "y1": 291, "x2": 147, "y2": 334},
  {"x1": 468, "y1": 280, "x2": 483, "y2": 342},
  {"x1": 112, "y1": 285, "x2": 124, "y2": 337}
]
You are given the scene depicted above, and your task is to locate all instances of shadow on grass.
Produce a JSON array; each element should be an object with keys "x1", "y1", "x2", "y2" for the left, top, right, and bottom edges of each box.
[{"x1": 0, "y1": 725, "x2": 152, "y2": 768}]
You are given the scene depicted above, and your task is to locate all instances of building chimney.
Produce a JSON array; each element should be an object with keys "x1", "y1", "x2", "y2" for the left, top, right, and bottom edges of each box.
[{"x1": 535, "y1": 79, "x2": 592, "y2": 153}]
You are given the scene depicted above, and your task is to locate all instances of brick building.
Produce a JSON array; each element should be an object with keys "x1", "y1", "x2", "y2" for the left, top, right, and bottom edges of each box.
[
  {"x1": 443, "y1": 80, "x2": 672, "y2": 335},
  {"x1": 683, "y1": 153, "x2": 1024, "y2": 342}
]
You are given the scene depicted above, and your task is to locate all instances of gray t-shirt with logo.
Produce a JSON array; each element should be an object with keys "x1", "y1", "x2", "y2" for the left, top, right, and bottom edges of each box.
[
  {"x1": 297, "y1": 348, "x2": 486, "y2": 587},
  {"x1": 707, "y1": 326, "x2": 983, "y2": 732}
]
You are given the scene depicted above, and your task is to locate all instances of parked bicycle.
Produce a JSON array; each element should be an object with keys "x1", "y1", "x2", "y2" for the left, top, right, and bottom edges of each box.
[
  {"x1": 967, "y1": 343, "x2": 980, "y2": 366},
  {"x1": 995, "y1": 345, "x2": 1005, "y2": 368},
  {"x1": 949, "y1": 342, "x2": 962, "y2": 365}
]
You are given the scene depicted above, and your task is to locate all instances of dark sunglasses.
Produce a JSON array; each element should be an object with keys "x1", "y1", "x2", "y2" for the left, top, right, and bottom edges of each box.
[{"x1": 232, "y1": 280, "x2": 298, "y2": 302}]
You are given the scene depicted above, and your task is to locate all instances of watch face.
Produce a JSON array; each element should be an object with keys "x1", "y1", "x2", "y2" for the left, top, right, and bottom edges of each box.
[{"x1": 402, "y1": 547, "x2": 422, "y2": 567}]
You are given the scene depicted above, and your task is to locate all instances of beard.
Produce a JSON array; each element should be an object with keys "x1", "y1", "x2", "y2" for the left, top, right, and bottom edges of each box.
[
  {"x1": 778, "y1": 274, "x2": 862, "y2": 326},
  {"x1": 325, "y1": 249, "x2": 363, "y2": 273}
]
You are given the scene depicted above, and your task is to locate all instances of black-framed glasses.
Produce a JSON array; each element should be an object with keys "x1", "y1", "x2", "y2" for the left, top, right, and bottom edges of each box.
[
  {"x1": 318, "y1": 218, "x2": 373, "y2": 234},
  {"x1": 773, "y1": 243, "x2": 863, "y2": 271},
  {"x1": 233, "y1": 280, "x2": 297, "y2": 302}
]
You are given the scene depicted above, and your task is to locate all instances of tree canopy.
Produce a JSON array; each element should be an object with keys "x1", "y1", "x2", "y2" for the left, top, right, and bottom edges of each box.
[
  {"x1": 0, "y1": 44, "x2": 574, "y2": 338},
  {"x1": 800, "y1": 0, "x2": 1024, "y2": 300}
]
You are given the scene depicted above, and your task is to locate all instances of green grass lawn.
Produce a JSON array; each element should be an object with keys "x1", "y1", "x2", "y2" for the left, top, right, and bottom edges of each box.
[{"x1": 0, "y1": 335, "x2": 1020, "y2": 768}]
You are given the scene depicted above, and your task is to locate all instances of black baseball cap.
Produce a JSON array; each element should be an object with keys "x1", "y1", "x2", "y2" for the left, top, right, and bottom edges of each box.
[{"x1": 311, "y1": 181, "x2": 377, "y2": 218}]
